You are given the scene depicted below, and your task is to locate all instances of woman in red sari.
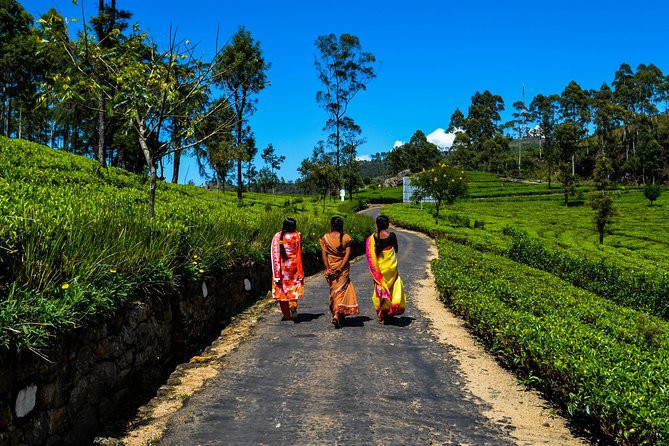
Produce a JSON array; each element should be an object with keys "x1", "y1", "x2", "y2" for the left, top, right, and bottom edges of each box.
[
  {"x1": 271, "y1": 218, "x2": 304, "y2": 320},
  {"x1": 320, "y1": 216, "x2": 360, "y2": 328}
]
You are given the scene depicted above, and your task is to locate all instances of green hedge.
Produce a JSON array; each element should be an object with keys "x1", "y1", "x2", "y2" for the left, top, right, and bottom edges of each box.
[
  {"x1": 433, "y1": 239, "x2": 669, "y2": 445},
  {"x1": 506, "y1": 228, "x2": 669, "y2": 320}
]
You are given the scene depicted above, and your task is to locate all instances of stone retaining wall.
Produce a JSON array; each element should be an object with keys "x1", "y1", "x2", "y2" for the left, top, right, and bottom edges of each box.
[{"x1": 0, "y1": 243, "x2": 364, "y2": 445}]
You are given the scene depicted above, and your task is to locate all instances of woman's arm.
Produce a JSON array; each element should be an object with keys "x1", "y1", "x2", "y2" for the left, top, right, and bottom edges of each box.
[
  {"x1": 392, "y1": 232, "x2": 399, "y2": 254},
  {"x1": 336, "y1": 235, "x2": 351, "y2": 273},
  {"x1": 320, "y1": 238, "x2": 330, "y2": 271}
]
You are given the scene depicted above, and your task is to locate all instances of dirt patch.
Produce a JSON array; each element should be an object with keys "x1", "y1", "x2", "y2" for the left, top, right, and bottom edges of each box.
[{"x1": 402, "y1": 228, "x2": 587, "y2": 446}]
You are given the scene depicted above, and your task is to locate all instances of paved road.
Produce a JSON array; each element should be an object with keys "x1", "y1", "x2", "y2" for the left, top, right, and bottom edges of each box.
[{"x1": 161, "y1": 208, "x2": 515, "y2": 445}]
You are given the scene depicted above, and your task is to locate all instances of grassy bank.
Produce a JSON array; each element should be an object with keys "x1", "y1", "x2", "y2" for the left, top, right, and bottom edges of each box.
[{"x1": 0, "y1": 137, "x2": 373, "y2": 353}]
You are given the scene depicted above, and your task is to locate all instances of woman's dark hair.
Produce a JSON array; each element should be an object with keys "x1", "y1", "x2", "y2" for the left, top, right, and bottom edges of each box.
[
  {"x1": 280, "y1": 218, "x2": 297, "y2": 259},
  {"x1": 375, "y1": 215, "x2": 390, "y2": 254},
  {"x1": 331, "y1": 216, "x2": 345, "y2": 252},
  {"x1": 376, "y1": 215, "x2": 390, "y2": 235}
]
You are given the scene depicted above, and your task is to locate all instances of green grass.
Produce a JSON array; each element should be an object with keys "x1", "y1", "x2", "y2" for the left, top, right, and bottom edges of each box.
[
  {"x1": 0, "y1": 137, "x2": 373, "y2": 353},
  {"x1": 355, "y1": 186, "x2": 403, "y2": 203}
]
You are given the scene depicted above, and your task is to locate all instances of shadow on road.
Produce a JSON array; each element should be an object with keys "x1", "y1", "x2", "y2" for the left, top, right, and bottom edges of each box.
[
  {"x1": 294, "y1": 312, "x2": 325, "y2": 323},
  {"x1": 386, "y1": 316, "x2": 415, "y2": 327},
  {"x1": 341, "y1": 315, "x2": 372, "y2": 327}
]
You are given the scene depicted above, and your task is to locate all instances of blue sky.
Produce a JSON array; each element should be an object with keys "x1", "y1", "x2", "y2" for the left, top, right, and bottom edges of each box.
[{"x1": 24, "y1": 0, "x2": 669, "y2": 183}]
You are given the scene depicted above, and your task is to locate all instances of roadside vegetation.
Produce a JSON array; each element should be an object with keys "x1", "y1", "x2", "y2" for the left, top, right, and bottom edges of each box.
[
  {"x1": 383, "y1": 170, "x2": 669, "y2": 444},
  {"x1": 0, "y1": 138, "x2": 372, "y2": 354}
]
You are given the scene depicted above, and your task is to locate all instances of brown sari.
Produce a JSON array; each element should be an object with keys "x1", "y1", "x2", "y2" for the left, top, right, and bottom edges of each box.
[{"x1": 320, "y1": 233, "x2": 360, "y2": 317}]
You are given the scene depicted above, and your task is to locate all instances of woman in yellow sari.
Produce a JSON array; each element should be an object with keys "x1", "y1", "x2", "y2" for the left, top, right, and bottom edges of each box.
[
  {"x1": 365, "y1": 215, "x2": 406, "y2": 323},
  {"x1": 271, "y1": 218, "x2": 304, "y2": 321},
  {"x1": 320, "y1": 216, "x2": 360, "y2": 328}
]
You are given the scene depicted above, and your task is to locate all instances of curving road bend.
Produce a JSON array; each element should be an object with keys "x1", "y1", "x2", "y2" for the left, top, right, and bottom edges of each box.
[{"x1": 160, "y1": 207, "x2": 515, "y2": 445}]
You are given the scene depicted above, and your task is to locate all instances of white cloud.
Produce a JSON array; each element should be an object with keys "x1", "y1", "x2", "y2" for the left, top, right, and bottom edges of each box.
[
  {"x1": 393, "y1": 140, "x2": 404, "y2": 149},
  {"x1": 356, "y1": 154, "x2": 372, "y2": 161},
  {"x1": 426, "y1": 128, "x2": 457, "y2": 149}
]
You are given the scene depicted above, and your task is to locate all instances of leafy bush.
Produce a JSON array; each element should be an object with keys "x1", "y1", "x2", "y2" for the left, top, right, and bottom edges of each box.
[
  {"x1": 506, "y1": 231, "x2": 669, "y2": 320},
  {"x1": 644, "y1": 184, "x2": 662, "y2": 206},
  {"x1": 433, "y1": 239, "x2": 669, "y2": 445}
]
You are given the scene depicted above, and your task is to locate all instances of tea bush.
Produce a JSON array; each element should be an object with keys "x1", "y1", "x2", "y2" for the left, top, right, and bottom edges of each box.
[
  {"x1": 434, "y1": 239, "x2": 669, "y2": 444},
  {"x1": 0, "y1": 137, "x2": 373, "y2": 353}
]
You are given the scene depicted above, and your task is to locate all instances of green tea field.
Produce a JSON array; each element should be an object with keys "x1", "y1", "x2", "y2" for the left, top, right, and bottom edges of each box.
[{"x1": 383, "y1": 173, "x2": 669, "y2": 444}]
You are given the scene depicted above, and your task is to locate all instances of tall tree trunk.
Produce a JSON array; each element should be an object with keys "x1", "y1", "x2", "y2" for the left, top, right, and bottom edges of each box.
[
  {"x1": 571, "y1": 154, "x2": 575, "y2": 175},
  {"x1": 148, "y1": 162, "x2": 157, "y2": 217},
  {"x1": 137, "y1": 117, "x2": 157, "y2": 217},
  {"x1": 98, "y1": 95, "x2": 107, "y2": 167},
  {"x1": 335, "y1": 119, "x2": 341, "y2": 189},
  {"x1": 6, "y1": 99, "x2": 11, "y2": 137},
  {"x1": 172, "y1": 148, "x2": 182, "y2": 183},
  {"x1": 63, "y1": 123, "x2": 70, "y2": 151},
  {"x1": 18, "y1": 109, "x2": 22, "y2": 140},
  {"x1": 0, "y1": 89, "x2": 5, "y2": 136},
  {"x1": 237, "y1": 160, "x2": 243, "y2": 199}
]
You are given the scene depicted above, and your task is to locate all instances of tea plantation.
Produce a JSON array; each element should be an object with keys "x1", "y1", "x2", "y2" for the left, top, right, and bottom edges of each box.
[
  {"x1": 384, "y1": 176, "x2": 669, "y2": 444},
  {"x1": 0, "y1": 137, "x2": 372, "y2": 354}
]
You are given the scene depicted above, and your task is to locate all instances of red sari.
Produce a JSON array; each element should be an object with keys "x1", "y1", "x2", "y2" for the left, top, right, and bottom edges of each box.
[{"x1": 271, "y1": 231, "x2": 304, "y2": 318}]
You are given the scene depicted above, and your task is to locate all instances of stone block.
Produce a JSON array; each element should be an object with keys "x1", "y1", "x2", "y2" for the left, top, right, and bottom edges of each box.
[{"x1": 15, "y1": 384, "x2": 37, "y2": 418}]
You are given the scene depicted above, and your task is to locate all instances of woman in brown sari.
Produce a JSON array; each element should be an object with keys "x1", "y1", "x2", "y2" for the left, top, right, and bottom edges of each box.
[{"x1": 320, "y1": 216, "x2": 359, "y2": 328}]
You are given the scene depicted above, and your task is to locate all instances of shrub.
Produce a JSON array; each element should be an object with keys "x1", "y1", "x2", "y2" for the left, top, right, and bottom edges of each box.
[
  {"x1": 644, "y1": 184, "x2": 662, "y2": 206},
  {"x1": 506, "y1": 230, "x2": 669, "y2": 319},
  {"x1": 433, "y1": 239, "x2": 669, "y2": 445}
]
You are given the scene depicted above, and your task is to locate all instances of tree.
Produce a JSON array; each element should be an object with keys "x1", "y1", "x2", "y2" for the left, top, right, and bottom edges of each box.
[
  {"x1": 511, "y1": 100, "x2": 531, "y2": 171},
  {"x1": 450, "y1": 90, "x2": 507, "y2": 172},
  {"x1": 387, "y1": 130, "x2": 442, "y2": 173},
  {"x1": 261, "y1": 143, "x2": 285, "y2": 193},
  {"x1": 447, "y1": 108, "x2": 466, "y2": 133},
  {"x1": 0, "y1": 0, "x2": 37, "y2": 138},
  {"x1": 591, "y1": 83, "x2": 622, "y2": 160},
  {"x1": 90, "y1": 0, "x2": 132, "y2": 168},
  {"x1": 338, "y1": 116, "x2": 363, "y2": 200},
  {"x1": 195, "y1": 97, "x2": 236, "y2": 192},
  {"x1": 256, "y1": 166, "x2": 278, "y2": 192},
  {"x1": 592, "y1": 151, "x2": 613, "y2": 191},
  {"x1": 215, "y1": 27, "x2": 269, "y2": 199},
  {"x1": 643, "y1": 184, "x2": 662, "y2": 206},
  {"x1": 410, "y1": 163, "x2": 468, "y2": 224},
  {"x1": 554, "y1": 122, "x2": 581, "y2": 204},
  {"x1": 529, "y1": 93, "x2": 560, "y2": 187},
  {"x1": 298, "y1": 142, "x2": 337, "y2": 213},
  {"x1": 560, "y1": 81, "x2": 590, "y2": 175},
  {"x1": 314, "y1": 33, "x2": 376, "y2": 187},
  {"x1": 591, "y1": 192, "x2": 614, "y2": 244}
]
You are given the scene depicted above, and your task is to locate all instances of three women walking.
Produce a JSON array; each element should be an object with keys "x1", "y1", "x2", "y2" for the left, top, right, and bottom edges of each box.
[
  {"x1": 271, "y1": 214, "x2": 405, "y2": 326},
  {"x1": 320, "y1": 216, "x2": 360, "y2": 328}
]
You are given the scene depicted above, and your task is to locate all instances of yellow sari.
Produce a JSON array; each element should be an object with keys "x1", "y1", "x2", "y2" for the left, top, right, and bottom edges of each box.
[{"x1": 365, "y1": 234, "x2": 405, "y2": 321}]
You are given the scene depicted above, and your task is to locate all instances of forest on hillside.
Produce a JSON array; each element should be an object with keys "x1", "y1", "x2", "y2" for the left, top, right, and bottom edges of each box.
[{"x1": 365, "y1": 64, "x2": 669, "y2": 187}]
